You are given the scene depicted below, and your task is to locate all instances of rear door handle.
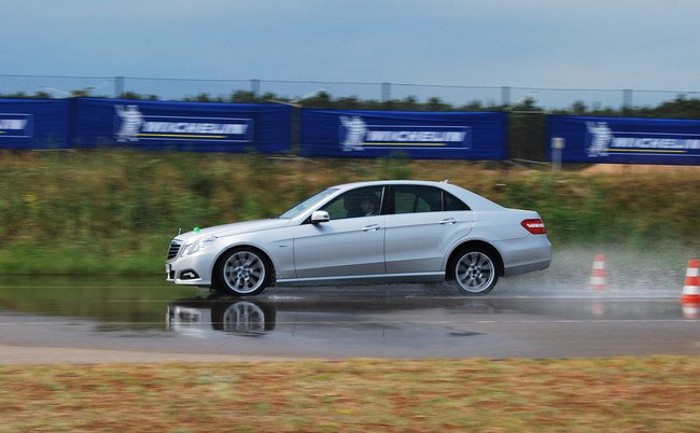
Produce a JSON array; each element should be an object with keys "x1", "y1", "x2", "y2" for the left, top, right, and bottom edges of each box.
[
  {"x1": 439, "y1": 218, "x2": 457, "y2": 225},
  {"x1": 362, "y1": 224, "x2": 381, "y2": 232}
]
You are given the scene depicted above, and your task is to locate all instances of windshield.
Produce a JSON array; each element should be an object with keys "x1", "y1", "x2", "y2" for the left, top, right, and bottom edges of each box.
[{"x1": 278, "y1": 188, "x2": 339, "y2": 219}]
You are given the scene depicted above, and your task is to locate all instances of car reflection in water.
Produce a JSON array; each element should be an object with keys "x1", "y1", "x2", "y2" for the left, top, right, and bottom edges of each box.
[
  {"x1": 166, "y1": 293, "x2": 690, "y2": 339},
  {"x1": 166, "y1": 293, "x2": 505, "y2": 339},
  {"x1": 167, "y1": 298, "x2": 276, "y2": 337}
]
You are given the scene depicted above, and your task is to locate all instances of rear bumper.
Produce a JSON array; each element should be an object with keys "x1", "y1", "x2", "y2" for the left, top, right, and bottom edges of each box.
[{"x1": 498, "y1": 236, "x2": 552, "y2": 277}]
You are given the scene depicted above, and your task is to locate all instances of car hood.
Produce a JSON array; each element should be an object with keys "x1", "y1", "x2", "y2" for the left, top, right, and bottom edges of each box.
[{"x1": 176, "y1": 219, "x2": 292, "y2": 242}]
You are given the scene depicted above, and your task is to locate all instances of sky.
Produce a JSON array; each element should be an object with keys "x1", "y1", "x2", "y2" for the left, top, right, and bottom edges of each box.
[{"x1": 2, "y1": 0, "x2": 699, "y2": 107}]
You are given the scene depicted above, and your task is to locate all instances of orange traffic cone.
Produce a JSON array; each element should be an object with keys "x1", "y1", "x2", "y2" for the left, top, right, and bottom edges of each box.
[
  {"x1": 681, "y1": 259, "x2": 699, "y2": 319},
  {"x1": 681, "y1": 259, "x2": 700, "y2": 305},
  {"x1": 682, "y1": 302, "x2": 699, "y2": 320},
  {"x1": 589, "y1": 254, "x2": 608, "y2": 292}
]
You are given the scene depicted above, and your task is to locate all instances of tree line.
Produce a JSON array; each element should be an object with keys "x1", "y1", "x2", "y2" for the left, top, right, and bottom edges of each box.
[{"x1": 3, "y1": 89, "x2": 700, "y2": 119}]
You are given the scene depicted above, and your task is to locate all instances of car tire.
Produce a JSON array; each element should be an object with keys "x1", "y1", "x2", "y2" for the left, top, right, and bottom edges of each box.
[
  {"x1": 211, "y1": 300, "x2": 276, "y2": 334},
  {"x1": 450, "y1": 247, "x2": 499, "y2": 296},
  {"x1": 213, "y1": 248, "x2": 271, "y2": 296}
]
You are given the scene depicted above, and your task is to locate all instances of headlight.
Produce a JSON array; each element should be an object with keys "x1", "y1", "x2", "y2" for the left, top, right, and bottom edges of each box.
[{"x1": 182, "y1": 236, "x2": 217, "y2": 256}]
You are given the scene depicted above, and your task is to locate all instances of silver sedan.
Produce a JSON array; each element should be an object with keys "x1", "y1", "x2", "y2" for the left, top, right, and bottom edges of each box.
[{"x1": 166, "y1": 180, "x2": 552, "y2": 296}]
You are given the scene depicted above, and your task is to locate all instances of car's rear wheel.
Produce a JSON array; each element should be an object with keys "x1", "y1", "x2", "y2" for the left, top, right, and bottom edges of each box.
[
  {"x1": 451, "y1": 247, "x2": 499, "y2": 295},
  {"x1": 214, "y1": 248, "x2": 271, "y2": 296}
]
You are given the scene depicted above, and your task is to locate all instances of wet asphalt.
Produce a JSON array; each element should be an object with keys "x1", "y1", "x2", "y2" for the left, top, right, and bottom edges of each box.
[{"x1": 0, "y1": 276, "x2": 698, "y2": 363}]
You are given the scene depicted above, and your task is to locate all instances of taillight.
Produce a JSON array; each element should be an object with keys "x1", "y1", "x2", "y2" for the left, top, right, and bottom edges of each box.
[{"x1": 521, "y1": 218, "x2": 547, "y2": 235}]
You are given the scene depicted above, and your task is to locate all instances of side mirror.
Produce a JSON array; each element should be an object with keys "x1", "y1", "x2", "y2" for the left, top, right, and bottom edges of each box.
[{"x1": 310, "y1": 211, "x2": 330, "y2": 224}]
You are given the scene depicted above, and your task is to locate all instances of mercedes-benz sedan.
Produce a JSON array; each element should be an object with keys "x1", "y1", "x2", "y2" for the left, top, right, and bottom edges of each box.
[{"x1": 166, "y1": 180, "x2": 551, "y2": 296}]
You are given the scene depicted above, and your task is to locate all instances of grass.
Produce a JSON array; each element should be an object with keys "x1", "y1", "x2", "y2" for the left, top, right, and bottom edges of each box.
[
  {"x1": 0, "y1": 149, "x2": 698, "y2": 274},
  {"x1": 0, "y1": 356, "x2": 698, "y2": 433}
]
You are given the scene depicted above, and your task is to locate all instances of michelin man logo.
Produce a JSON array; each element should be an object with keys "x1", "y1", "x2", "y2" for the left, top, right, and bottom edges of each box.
[
  {"x1": 340, "y1": 115, "x2": 367, "y2": 151},
  {"x1": 586, "y1": 121, "x2": 612, "y2": 157},
  {"x1": 115, "y1": 105, "x2": 144, "y2": 142}
]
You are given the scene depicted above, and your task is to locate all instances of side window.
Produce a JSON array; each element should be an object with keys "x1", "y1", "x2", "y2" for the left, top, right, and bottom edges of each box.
[
  {"x1": 393, "y1": 186, "x2": 471, "y2": 213},
  {"x1": 393, "y1": 186, "x2": 442, "y2": 214},
  {"x1": 320, "y1": 186, "x2": 383, "y2": 220},
  {"x1": 444, "y1": 191, "x2": 471, "y2": 211}
]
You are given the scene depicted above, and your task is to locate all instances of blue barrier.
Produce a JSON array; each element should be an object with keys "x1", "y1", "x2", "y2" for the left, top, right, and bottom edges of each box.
[
  {"x1": 74, "y1": 98, "x2": 291, "y2": 153},
  {"x1": 549, "y1": 115, "x2": 700, "y2": 165},
  {"x1": 1, "y1": 98, "x2": 292, "y2": 153},
  {"x1": 301, "y1": 109, "x2": 508, "y2": 159},
  {"x1": 3, "y1": 97, "x2": 700, "y2": 166},
  {"x1": 0, "y1": 98, "x2": 71, "y2": 149}
]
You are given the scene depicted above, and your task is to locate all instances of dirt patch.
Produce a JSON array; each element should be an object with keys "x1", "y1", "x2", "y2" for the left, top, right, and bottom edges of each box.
[{"x1": 580, "y1": 163, "x2": 700, "y2": 176}]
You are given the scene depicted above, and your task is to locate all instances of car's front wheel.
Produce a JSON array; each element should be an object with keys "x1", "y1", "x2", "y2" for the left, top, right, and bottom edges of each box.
[
  {"x1": 213, "y1": 248, "x2": 271, "y2": 296},
  {"x1": 451, "y1": 247, "x2": 499, "y2": 295}
]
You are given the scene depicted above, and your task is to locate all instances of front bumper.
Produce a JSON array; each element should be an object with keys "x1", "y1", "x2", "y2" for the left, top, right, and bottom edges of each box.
[
  {"x1": 166, "y1": 243, "x2": 215, "y2": 287},
  {"x1": 166, "y1": 260, "x2": 213, "y2": 287}
]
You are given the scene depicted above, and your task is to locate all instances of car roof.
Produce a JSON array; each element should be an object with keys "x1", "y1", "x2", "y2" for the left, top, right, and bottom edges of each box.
[
  {"x1": 331, "y1": 180, "x2": 504, "y2": 210},
  {"x1": 333, "y1": 179, "x2": 460, "y2": 190}
]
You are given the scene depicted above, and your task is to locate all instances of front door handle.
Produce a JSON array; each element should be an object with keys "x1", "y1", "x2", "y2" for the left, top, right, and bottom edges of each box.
[{"x1": 362, "y1": 224, "x2": 381, "y2": 232}]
